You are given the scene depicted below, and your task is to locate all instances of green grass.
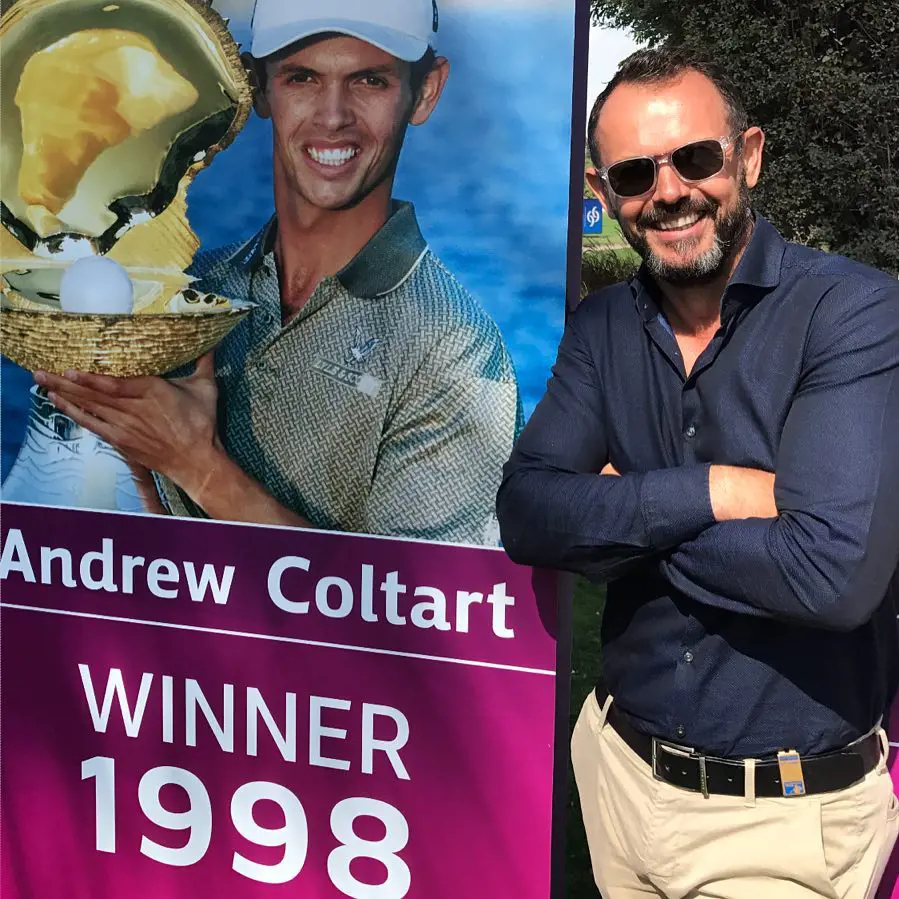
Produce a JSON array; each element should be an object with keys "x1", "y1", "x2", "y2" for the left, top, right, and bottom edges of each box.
[
  {"x1": 582, "y1": 216, "x2": 628, "y2": 252},
  {"x1": 565, "y1": 576, "x2": 607, "y2": 898}
]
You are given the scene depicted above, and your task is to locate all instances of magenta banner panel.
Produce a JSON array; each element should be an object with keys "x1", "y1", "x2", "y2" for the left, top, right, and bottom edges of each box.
[
  {"x1": 876, "y1": 698, "x2": 899, "y2": 899},
  {"x1": 0, "y1": 502, "x2": 561, "y2": 899}
]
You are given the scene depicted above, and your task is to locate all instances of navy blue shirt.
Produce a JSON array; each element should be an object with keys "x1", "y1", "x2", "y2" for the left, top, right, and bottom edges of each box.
[{"x1": 497, "y1": 216, "x2": 899, "y2": 758}]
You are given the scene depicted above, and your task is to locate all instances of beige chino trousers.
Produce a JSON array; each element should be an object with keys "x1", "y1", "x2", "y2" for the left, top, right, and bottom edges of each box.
[{"x1": 571, "y1": 692, "x2": 899, "y2": 899}]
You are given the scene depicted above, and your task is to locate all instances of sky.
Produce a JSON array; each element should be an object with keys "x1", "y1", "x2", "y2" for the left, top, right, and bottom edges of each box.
[{"x1": 587, "y1": 24, "x2": 643, "y2": 114}]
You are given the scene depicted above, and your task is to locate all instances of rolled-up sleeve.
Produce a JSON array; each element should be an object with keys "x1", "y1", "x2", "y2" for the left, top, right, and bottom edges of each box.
[
  {"x1": 663, "y1": 284, "x2": 899, "y2": 630},
  {"x1": 496, "y1": 301, "x2": 716, "y2": 581}
]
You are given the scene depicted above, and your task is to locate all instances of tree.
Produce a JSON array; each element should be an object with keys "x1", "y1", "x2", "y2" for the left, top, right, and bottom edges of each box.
[{"x1": 589, "y1": 0, "x2": 899, "y2": 275}]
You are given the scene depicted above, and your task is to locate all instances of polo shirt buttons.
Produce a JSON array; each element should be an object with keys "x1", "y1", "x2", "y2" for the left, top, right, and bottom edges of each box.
[
  {"x1": 675, "y1": 725, "x2": 686, "y2": 739},
  {"x1": 685, "y1": 424, "x2": 697, "y2": 439},
  {"x1": 683, "y1": 651, "x2": 694, "y2": 663}
]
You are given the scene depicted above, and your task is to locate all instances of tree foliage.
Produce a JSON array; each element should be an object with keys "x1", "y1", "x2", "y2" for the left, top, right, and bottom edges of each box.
[{"x1": 590, "y1": 0, "x2": 899, "y2": 274}]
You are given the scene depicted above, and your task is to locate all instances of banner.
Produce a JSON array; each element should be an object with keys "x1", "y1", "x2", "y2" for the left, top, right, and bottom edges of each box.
[
  {"x1": 876, "y1": 684, "x2": 899, "y2": 898},
  {"x1": 0, "y1": 0, "x2": 585, "y2": 896},
  {"x1": 0, "y1": 502, "x2": 561, "y2": 897}
]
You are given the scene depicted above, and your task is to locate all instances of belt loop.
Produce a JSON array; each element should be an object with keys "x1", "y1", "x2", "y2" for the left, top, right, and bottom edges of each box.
[
  {"x1": 877, "y1": 727, "x2": 890, "y2": 774},
  {"x1": 596, "y1": 691, "x2": 613, "y2": 730},
  {"x1": 743, "y1": 758, "x2": 757, "y2": 807}
]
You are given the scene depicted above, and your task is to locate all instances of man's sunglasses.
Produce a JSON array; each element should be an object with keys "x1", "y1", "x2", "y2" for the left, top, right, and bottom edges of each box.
[{"x1": 600, "y1": 134, "x2": 742, "y2": 199}]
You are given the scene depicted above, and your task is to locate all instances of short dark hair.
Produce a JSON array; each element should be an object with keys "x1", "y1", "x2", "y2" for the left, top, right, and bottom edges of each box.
[
  {"x1": 587, "y1": 46, "x2": 750, "y2": 169},
  {"x1": 409, "y1": 47, "x2": 437, "y2": 99}
]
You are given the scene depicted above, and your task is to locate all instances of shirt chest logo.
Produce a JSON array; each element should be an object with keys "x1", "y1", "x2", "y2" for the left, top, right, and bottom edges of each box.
[
  {"x1": 312, "y1": 335, "x2": 383, "y2": 398},
  {"x1": 348, "y1": 337, "x2": 380, "y2": 365}
]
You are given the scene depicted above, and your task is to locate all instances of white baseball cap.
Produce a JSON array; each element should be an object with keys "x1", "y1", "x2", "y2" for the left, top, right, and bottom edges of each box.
[{"x1": 250, "y1": 0, "x2": 439, "y2": 62}]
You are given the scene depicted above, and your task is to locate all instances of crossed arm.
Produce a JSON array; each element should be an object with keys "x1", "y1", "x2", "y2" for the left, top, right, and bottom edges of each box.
[
  {"x1": 496, "y1": 285, "x2": 899, "y2": 631},
  {"x1": 495, "y1": 306, "x2": 777, "y2": 577},
  {"x1": 662, "y1": 287, "x2": 899, "y2": 630}
]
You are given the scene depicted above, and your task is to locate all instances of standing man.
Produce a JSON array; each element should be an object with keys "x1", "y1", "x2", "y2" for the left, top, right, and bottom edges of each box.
[
  {"x1": 498, "y1": 47, "x2": 899, "y2": 898},
  {"x1": 38, "y1": 0, "x2": 522, "y2": 546}
]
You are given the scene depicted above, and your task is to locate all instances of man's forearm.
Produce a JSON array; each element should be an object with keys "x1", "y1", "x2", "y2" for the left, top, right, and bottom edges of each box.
[
  {"x1": 498, "y1": 460, "x2": 776, "y2": 583},
  {"x1": 606, "y1": 462, "x2": 776, "y2": 522},
  {"x1": 497, "y1": 461, "x2": 717, "y2": 580},
  {"x1": 179, "y1": 447, "x2": 314, "y2": 529},
  {"x1": 657, "y1": 445, "x2": 895, "y2": 630},
  {"x1": 708, "y1": 465, "x2": 777, "y2": 521}
]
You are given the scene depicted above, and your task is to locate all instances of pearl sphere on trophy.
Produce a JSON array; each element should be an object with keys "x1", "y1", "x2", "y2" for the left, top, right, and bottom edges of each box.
[{"x1": 0, "y1": 0, "x2": 254, "y2": 512}]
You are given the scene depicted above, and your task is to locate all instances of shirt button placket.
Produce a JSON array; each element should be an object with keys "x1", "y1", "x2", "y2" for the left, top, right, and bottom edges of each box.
[{"x1": 682, "y1": 386, "x2": 699, "y2": 461}]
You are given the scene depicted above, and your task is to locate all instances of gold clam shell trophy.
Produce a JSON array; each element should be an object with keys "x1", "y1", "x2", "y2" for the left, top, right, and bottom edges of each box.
[{"x1": 0, "y1": 0, "x2": 254, "y2": 510}]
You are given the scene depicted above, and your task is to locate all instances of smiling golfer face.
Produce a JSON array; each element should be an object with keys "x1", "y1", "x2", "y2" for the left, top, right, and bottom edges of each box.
[{"x1": 258, "y1": 34, "x2": 442, "y2": 212}]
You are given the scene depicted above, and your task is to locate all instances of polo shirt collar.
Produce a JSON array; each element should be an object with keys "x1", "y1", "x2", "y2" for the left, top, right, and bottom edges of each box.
[
  {"x1": 338, "y1": 201, "x2": 428, "y2": 298},
  {"x1": 224, "y1": 217, "x2": 276, "y2": 272},
  {"x1": 224, "y1": 200, "x2": 427, "y2": 300},
  {"x1": 632, "y1": 212, "x2": 787, "y2": 323}
]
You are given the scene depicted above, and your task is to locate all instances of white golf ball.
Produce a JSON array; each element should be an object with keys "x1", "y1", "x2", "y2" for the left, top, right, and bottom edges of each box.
[{"x1": 59, "y1": 256, "x2": 134, "y2": 314}]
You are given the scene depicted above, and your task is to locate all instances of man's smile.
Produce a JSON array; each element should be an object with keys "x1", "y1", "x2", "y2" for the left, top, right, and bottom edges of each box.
[
  {"x1": 648, "y1": 213, "x2": 710, "y2": 243},
  {"x1": 654, "y1": 212, "x2": 702, "y2": 231},
  {"x1": 304, "y1": 144, "x2": 361, "y2": 170}
]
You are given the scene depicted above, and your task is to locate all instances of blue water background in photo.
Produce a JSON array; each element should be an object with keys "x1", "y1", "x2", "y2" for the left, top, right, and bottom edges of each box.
[{"x1": 1, "y1": 7, "x2": 575, "y2": 479}]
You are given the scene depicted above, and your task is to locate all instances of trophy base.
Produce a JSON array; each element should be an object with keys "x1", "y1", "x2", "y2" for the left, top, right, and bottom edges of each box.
[{"x1": 1, "y1": 385, "x2": 144, "y2": 513}]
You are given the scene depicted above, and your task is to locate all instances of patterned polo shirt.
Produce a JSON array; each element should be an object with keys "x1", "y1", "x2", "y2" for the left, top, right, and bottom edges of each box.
[{"x1": 157, "y1": 201, "x2": 524, "y2": 546}]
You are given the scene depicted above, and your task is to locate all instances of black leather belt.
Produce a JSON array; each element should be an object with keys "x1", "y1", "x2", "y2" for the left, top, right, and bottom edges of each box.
[{"x1": 595, "y1": 686, "x2": 882, "y2": 798}]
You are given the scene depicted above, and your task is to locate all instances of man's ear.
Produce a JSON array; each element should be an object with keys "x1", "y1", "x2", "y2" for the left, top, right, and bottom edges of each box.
[
  {"x1": 410, "y1": 57, "x2": 450, "y2": 126},
  {"x1": 739, "y1": 126, "x2": 765, "y2": 189},
  {"x1": 241, "y1": 52, "x2": 271, "y2": 119},
  {"x1": 585, "y1": 167, "x2": 616, "y2": 219}
]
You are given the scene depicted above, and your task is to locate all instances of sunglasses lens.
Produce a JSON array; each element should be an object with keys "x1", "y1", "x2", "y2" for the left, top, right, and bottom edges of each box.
[
  {"x1": 672, "y1": 140, "x2": 725, "y2": 181},
  {"x1": 607, "y1": 157, "x2": 656, "y2": 197}
]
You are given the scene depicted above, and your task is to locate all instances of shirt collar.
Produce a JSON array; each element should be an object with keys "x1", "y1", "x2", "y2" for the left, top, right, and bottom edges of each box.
[
  {"x1": 632, "y1": 212, "x2": 787, "y2": 323},
  {"x1": 225, "y1": 200, "x2": 428, "y2": 300},
  {"x1": 727, "y1": 214, "x2": 786, "y2": 290}
]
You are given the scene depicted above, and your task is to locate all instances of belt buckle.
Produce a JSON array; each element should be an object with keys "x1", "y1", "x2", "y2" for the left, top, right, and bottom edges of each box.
[{"x1": 652, "y1": 738, "x2": 710, "y2": 799}]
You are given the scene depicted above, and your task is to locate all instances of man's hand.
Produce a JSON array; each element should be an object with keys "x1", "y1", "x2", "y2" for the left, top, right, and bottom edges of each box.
[
  {"x1": 127, "y1": 462, "x2": 169, "y2": 515},
  {"x1": 709, "y1": 465, "x2": 777, "y2": 521},
  {"x1": 34, "y1": 353, "x2": 223, "y2": 501}
]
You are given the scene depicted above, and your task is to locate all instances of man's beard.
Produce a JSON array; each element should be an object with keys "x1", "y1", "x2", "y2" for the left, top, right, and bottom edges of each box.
[{"x1": 618, "y1": 178, "x2": 753, "y2": 285}]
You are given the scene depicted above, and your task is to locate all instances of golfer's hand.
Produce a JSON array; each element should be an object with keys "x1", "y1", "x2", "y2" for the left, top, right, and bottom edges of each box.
[
  {"x1": 127, "y1": 462, "x2": 169, "y2": 515},
  {"x1": 34, "y1": 352, "x2": 221, "y2": 498}
]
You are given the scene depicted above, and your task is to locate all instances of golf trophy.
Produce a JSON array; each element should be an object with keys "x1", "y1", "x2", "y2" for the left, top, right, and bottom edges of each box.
[{"x1": 0, "y1": 0, "x2": 254, "y2": 511}]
